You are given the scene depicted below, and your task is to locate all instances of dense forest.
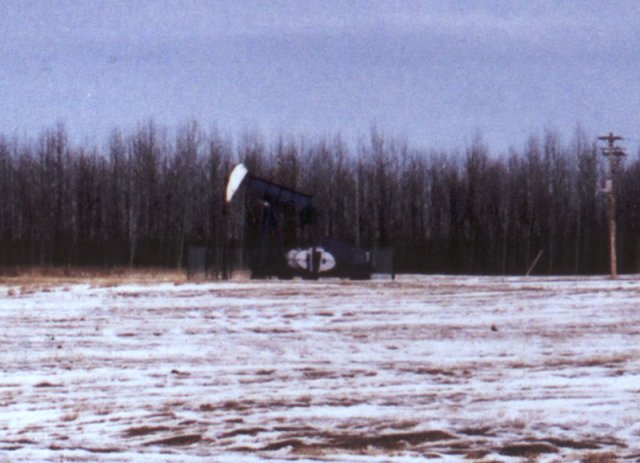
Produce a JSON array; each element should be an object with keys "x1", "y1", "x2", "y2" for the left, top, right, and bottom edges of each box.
[{"x1": 0, "y1": 122, "x2": 639, "y2": 275}]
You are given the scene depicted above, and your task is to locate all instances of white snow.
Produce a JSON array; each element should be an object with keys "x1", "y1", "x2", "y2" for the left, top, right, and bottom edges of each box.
[{"x1": 1, "y1": 275, "x2": 639, "y2": 462}]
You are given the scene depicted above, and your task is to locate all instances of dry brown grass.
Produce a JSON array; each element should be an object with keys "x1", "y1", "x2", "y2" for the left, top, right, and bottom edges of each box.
[{"x1": 0, "y1": 266, "x2": 187, "y2": 288}]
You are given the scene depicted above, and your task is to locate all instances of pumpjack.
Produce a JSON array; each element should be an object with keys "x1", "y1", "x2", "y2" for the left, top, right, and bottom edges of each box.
[{"x1": 225, "y1": 164, "x2": 372, "y2": 279}]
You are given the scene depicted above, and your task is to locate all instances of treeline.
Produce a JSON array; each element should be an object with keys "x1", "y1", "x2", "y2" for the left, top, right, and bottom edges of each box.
[{"x1": 0, "y1": 122, "x2": 639, "y2": 275}]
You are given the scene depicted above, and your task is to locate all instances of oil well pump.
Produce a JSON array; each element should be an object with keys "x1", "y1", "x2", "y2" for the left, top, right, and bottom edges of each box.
[{"x1": 225, "y1": 163, "x2": 373, "y2": 279}]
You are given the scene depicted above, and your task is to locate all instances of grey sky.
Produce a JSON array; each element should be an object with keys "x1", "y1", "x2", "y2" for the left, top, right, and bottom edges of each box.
[{"x1": 1, "y1": 1, "x2": 639, "y2": 153}]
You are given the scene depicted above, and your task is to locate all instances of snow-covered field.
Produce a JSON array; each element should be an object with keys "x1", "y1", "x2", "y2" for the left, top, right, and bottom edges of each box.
[{"x1": 1, "y1": 275, "x2": 639, "y2": 462}]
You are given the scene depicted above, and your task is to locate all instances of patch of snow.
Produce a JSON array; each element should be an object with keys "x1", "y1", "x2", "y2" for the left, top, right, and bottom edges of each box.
[{"x1": 1, "y1": 274, "x2": 638, "y2": 461}]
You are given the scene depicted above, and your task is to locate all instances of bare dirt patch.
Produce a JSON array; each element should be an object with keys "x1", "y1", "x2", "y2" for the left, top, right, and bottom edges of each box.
[
  {"x1": 330, "y1": 430, "x2": 457, "y2": 450},
  {"x1": 498, "y1": 442, "x2": 559, "y2": 457},
  {"x1": 144, "y1": 434, "x2": 202, "y2": 446},
  {"x1": 460, "y1": 426, "x2": 495, "y2": 437},
  {"x1": 581, "y1": 452, "x2": 620, "y2": 463},
  {"x1": 33, "y1": 382, "x2": 62, "y2": 388},
  {"x1": 259, "y1": 430, "x2": 457, "y2": 453},
  {"x1": 546, "y1": 437, "x2": 602, "y2": 450},
  {"x1": 79, "y1": 446, "x2": 123, "y2": 454},
  {"x1": 124, "y1": 426, "x2": 172, "y2": 437},
  {"x1": 220, "y1": 427, "x2": 268, "y2": 438}
]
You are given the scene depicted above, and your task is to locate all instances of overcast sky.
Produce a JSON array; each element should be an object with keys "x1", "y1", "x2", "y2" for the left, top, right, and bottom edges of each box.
[{"x1": 1, "y1": 1, "x2": 639, "y2": 153}]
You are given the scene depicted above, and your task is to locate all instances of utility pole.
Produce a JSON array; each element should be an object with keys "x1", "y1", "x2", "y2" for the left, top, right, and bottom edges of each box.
[{"x1": 598, "y1": 132, "x2": 626, "y2": 279}]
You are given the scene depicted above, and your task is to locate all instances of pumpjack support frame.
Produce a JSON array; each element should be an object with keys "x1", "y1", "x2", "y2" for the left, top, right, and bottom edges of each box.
[{"x1": 225, "y1": 163, "x2": 372, "y2": 279}]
